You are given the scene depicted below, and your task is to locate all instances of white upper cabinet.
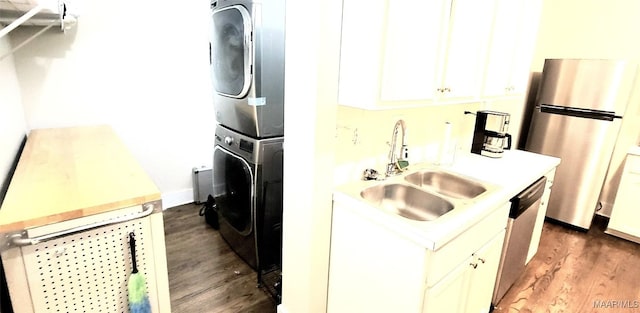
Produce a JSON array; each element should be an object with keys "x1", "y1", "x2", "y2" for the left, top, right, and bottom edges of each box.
[
  {"x1": 337, "y1": 0, "x2": 388, "y2": 108},
  {"x1": 379, "y1": 0, "x2": 446, "y2": 103},
  {"x1": 440, "y1": 0, "x2": 496, "y2": 102},
  {"x1": 338, "y1": 0, "x2": 541, "y2": 109},
  {"x1": 482, "y1": 0, "x2": 542, "y2": 98}
]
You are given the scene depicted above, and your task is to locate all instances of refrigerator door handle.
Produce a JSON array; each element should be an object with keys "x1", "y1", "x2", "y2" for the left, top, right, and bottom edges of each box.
[{"x1": 539, "y1": 104, "x2": 621, "y2": 121}]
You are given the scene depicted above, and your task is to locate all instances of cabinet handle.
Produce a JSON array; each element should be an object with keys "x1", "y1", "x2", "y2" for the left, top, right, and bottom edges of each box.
[
  {"x1": 478, "y1": 257, "x2": 486, "y2": 264},
  {"x1": 443, "y1": 87, "x2": 451, "y2": 93},
  {"x1": 470, "y1": 262, "x2": 478, "y2": 269}
]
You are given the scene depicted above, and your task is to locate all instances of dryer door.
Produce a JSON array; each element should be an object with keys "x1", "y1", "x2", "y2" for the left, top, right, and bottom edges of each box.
[
  {"x1": 213, "y1": 145, "x2": 255, "y2": 235},
  {"x1": 211, "y1": 5, "x2": 253, "y2": 98}
]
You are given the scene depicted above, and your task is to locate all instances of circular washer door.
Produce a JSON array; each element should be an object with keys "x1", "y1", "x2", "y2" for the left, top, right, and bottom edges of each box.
[
  {"x1": 213, "y1": 145, "x2": 255, "y2": 235},
  {"x1": 211, "y1": 5, "x2": 253, "y2": 98}
]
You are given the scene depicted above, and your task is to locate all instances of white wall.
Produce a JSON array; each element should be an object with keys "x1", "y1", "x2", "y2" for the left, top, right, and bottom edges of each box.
[
  {"x1": 8, "y1": 0, "x2": 214, "y2": 208},
  {"x1": 333, "y1": 102, "x2": 484, "y2": 185},
  {"x1": 279, "y1": 0, "x2": 341, "y2": 312},
  {"x1": 0, "y1": 36, "x2": 27, "y2": 198},
  {"x1": 532, "y1": 0, "x2": 640, "y2": 216}
]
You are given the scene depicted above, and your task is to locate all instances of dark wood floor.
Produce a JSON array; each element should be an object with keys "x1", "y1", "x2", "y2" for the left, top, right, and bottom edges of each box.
[
  {"x1": 163, "y1": 203, "x2": 276, "y2": 313},
  {"x1": 494, "y1": 216, "x2": 640, "y2": 313},
  {"x1": 164, "y1": 204, "x2": 640, "y2": 313}
]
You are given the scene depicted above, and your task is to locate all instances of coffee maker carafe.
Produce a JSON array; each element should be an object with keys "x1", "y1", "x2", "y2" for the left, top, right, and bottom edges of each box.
[{"x1": 471, "y1": 110, "x2": 512, "y2": 158}]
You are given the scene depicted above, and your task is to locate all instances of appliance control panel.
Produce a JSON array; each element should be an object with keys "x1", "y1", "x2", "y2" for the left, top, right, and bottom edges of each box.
[
  {"x1": 214, "y1": 125, "x2": 283, "y2": 164},
  {"x1": 239, "y1": 139, "x2": 254, "y2": 153}
]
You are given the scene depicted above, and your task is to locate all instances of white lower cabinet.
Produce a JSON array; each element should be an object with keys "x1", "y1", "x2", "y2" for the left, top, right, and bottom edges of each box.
[
  {"x1": 606, "y1": 153, "x2": 640, "y2": 242},
  {"x1": 462, "y1": 229, "x2": 506, "y2": 313},
  {"x1": 327, "y1": 203, "x2": 427, "y2": 313},
  {"x1": 423, "y1": 229, "x2": 505, "y2": 313},
  {"x1": 422, "y1": 255, "x2": 469, "y2": 313},
  {"x1": 327, "y1": 202, "x2": 509, "y2": 313}
]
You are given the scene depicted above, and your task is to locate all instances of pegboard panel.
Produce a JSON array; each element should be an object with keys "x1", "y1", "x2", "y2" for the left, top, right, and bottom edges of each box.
[{"x1": 20, "y1": 216, "x2": 158, "y2": 313}]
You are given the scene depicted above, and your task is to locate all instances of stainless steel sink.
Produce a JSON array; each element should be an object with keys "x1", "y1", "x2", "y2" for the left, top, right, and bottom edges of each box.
[
  {"x1": 360, "y1": 184, "x2": 454, "y2": 221},
  {"x1": 404, "y1": 170, "x2": 486, "y2": 199}
]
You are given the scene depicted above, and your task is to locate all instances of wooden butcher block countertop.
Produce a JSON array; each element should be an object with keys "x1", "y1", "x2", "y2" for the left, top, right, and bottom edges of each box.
[{"x1": 0, "y1": 125, "x2": 161, "y2": 233}]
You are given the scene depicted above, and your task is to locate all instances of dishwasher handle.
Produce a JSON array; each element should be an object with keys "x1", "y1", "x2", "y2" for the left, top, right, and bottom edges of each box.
[{"x1": 510, "y1": 177, "x2": 547, "y2": 218}]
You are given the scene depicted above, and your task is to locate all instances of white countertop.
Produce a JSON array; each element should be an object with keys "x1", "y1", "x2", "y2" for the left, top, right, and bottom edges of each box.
[
  {"x1": 444, "y1": 149, "x2": 561, "y2": 198},
  {"x1": 332, "y1": 149, "x2": 560, "y2": 251},
  {"x1": 628, "y1": 146, "x2": 640, "y2": 156}
]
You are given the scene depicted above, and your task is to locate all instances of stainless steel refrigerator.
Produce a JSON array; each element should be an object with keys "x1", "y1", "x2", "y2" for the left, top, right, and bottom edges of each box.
[{"x1": 525, "y1": 59, "x2": 637, "y2": 230}]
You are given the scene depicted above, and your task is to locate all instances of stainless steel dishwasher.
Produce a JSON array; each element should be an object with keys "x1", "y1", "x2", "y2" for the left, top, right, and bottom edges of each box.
[{"x1": 492, "y1": 176, "x2": 547, "y2": 306}]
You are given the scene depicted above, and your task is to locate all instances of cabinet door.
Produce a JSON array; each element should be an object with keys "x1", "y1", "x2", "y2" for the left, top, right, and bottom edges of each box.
[
  {"x1": 483, "y1": 0, "x2": 541, "y2": 97},
  {"x1": 380, "y1": 0, "x2": 447, "y2": 102},
  {"x1": 464, "y1": 229, "x2": 506, "y2": 313},
  {"x1": 439, "y1": 0, "x2": 496, "y2": 101},
  {"x1": 508, "y1": 0, "x2": 542, "y2": 95},
  {"x1": 608, "y1": 156, "x2": 640, "y2": 238},
  {"x1": 338, "y1": 0, "x2": 387, "y2": 107},
  {"x1": 423, "y1": 256, "x2": 471, "y2": 313},
  {"x1": 328, "y1": 204, "x2": 427, "y2": 313}
]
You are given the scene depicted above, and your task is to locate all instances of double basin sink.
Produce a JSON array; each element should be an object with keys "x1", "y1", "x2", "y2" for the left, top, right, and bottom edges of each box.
[{"x1": 359, "y1": 170, "x2": 491, "y2": 222}]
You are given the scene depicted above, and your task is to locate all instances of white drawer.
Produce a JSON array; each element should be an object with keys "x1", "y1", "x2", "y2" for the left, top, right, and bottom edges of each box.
[{"x1": 424, "y1": 202, "x2": 509, "y2": 287}]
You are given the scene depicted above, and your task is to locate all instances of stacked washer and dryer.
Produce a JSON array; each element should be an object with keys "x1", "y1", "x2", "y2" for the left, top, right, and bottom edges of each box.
[{"x1": 209, "y1": 0, "x2": 285, "y2": 302}]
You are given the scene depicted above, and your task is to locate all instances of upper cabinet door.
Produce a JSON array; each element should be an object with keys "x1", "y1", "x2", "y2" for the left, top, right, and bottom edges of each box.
[
  {"x1": 509, "y1": 0, "x2": 543, "y2": 95},
  {"x1": 440, "y1": 0, "x2": 496, "y2": 102},
  {"x1": 483, "y1": 0, "x2": 542, "y2": 98},
  {"x1": 337, "y1": 0, "x2": 387, "y2": 108},
  {"x1": 379, "y1": 0, "x2": 447, "y2": 103},
  {"x1": 337, "y1": 0, "x2": 541, "y2": 109},
  {"x1": 338, "y1": 0, "x2": 448, "y2": 109}
]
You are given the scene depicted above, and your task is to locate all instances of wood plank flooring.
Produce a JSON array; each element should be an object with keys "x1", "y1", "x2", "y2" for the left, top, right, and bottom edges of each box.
[
  {"x1": 164, "y1": 204, "x2": 640, "y2": 313},
  {"x1": 494, "y1": 216, "x2": 640, "y2": 313},
  {"x1": 163, "y1": 203, "x2": 276, "y2": 313}
]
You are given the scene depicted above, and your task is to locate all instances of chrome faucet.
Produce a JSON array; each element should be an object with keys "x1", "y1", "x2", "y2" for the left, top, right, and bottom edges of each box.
[{"x1": 386, "y1": 119, "x2": 408, "y2": 176}]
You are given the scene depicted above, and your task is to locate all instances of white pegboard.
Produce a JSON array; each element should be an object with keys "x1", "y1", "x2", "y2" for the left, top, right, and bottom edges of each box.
[{"x1": 19, "y1": 217, "x2": 158, "y2": 313}]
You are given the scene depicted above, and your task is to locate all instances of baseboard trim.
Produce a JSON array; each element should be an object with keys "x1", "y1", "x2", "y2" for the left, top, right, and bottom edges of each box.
[
  {"x1": 605, "y1": 228, "x2": 640, "y2": 244},
  {"x1": 161, "y1": 189, "x2": 194, "y2": 209}
]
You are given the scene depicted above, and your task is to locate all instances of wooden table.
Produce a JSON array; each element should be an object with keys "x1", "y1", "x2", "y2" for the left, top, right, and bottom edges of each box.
[
  {"x1": 0, "y1": 125, "x2": 161, "y2": 232},
  {"x1": 0, "y1": 125, "x2": 170, "y2": 313}
]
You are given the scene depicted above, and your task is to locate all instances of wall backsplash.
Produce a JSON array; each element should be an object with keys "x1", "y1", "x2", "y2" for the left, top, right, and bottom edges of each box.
[{"x1": 334, "y1": 102, "x2": 484, "y2": 185}]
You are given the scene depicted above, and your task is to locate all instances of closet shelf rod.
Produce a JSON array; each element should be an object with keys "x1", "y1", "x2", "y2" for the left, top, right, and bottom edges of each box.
[{"x1": 0, "y1": 4, "x2": 46, "y2": 39}]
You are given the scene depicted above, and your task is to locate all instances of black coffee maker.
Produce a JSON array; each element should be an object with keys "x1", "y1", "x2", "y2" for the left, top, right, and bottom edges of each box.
[{"x1": 471, "y1": 110, "x2": 512, "y2": 158}]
